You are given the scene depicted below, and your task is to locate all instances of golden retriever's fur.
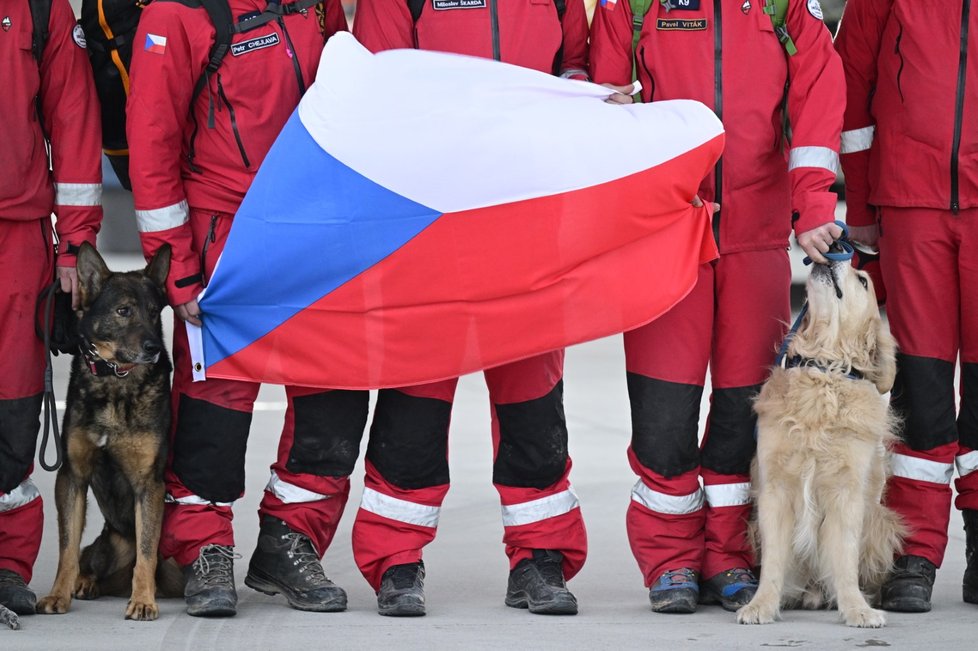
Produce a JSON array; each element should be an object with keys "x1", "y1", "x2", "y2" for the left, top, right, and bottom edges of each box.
[{"x1": 737, "y1": 259, "x2": 905, "y2": 628}]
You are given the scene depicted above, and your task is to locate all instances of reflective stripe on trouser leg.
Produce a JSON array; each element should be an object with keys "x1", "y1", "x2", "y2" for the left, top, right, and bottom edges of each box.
[
  {"x1": 626, "y1": 452, "x2": 705, "y2": 587},
  {"x1": 353, "y1": 461, "x2": 447, "y2": 591},
  {"x1": 260, "y1": 387, "x2": 368, "y2": 556},
  {"x1": 487, "y1": 354, "x2": 586, "y2": 579},
  {"x1": 0, "y1": 479, "x2": 43, "y2": 582},
  {"x1": 886, "y1": 442, "x2": 957, "y2": 566},
  {"x1": 160, "y1": 319, "x2": 258, "y2": 566}
]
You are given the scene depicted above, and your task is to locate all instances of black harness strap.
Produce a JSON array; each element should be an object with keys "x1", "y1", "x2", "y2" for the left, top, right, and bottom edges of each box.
[
  {"x1": 27, "y1": 0, "x2": 52, "y2": 63},
  {"x1": 35, "y1": 280, "x2": 63, "y2": 471}
]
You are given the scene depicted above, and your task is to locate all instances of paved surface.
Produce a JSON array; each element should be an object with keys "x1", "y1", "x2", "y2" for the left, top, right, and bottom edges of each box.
[{"x1": 8, "y1": 252, "x2": 975, "y2": 649}]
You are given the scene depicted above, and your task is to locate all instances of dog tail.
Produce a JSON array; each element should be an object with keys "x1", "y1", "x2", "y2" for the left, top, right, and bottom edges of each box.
[{"x1": 860, "y1": 503, "x2": 907, "y2": 594}]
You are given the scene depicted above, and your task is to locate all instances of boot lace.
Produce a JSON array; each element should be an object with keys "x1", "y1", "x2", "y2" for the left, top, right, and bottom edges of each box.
[
  {"x1": 533, "y1": 553, "x2": 567, "y2": 588},
  {"x1": 192, "y1": 544, "x2": 239, "y2": 588},
  {"x1": 661, "y1": 569, "x2": 697, "y2": 586},
  {"x1": 284, "y1": 533, "x2": 330, "y2": 584}
]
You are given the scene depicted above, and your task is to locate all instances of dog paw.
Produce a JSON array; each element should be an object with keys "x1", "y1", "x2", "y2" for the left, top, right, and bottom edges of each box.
[
  {"x1": 843, "y1": 607, "x2": 885, "y2": 628},
  {"x1": 36, "y1": 595, "x2": 71, "y2": 615},
  {"x1": 74, "y1": 575, "x2": 100, "y2": 600},
  {"x1": 125, "y1": 600, "x2": 159, "y2": 621},
  {"x1": 737, "y1": 601, "x2": 778, "y2": 625}
]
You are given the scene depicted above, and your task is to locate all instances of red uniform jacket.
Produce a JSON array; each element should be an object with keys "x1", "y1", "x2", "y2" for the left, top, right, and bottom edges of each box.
[
  {"x1": 836, "y1": 0, "x2": 978, "y2": 225},
  {"x1": 590, "y1": 0, "x2": 843, "y2": 253},
  {"x1": 352, "y1": 0, "x2": 589, "y2": 78},
  {"x1": 1, "y1": 0, "x2": 103, "y2": 266},
  {"x1": 128, "y1": 0, "x2": 347, "y2": 305}
]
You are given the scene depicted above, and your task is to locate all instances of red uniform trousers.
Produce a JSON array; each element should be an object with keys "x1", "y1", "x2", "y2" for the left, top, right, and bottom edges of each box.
[
  {"x1": 0, "y1": 219, "x2": 54, "y2": 583},
  {"x1": 352, "y1": 351, "x2": 587, "y2": 591},
  {"x1": 623, "y1": 248, "x2": 790, "y2": 586},
  {"x1": 878, "y1": 206, "x2": 978, "y2": 568},
  {"x1": 160, "y1": 209, "x2": 369, "y2": 566}
]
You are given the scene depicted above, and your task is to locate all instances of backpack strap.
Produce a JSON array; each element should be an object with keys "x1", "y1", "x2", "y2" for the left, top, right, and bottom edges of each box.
[
  {"x1": 765, "y1": 0, "x2": 796, "y2": 56},
  {"x1": 28, "y1": 0, "x2": 53, "y2": 63}
]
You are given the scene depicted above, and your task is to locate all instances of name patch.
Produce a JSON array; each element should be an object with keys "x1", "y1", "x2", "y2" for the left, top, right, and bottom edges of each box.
[
  {"x1": 656, "y1": 18, "x2": 707, "y2": 30},
  {"x1": 433, "y1": 0, "x2": 486, "y2": 9},
  {"x1": 231, "y1": 32, "x2": 280, "y2": 57}
]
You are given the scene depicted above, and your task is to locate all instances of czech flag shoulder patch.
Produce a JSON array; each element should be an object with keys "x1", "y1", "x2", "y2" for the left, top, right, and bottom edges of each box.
[{"x1": 145, "y1": 33, "x2": 167, "y2": 55}]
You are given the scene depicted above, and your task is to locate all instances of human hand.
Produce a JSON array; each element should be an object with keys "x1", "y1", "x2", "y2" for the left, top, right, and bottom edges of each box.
[
  {"x1": 56, "y1": 265, "x2": 79, "y2": 309},
  {"x1": 847, "y1": 224, "x2": 880, "y2": 251},
  {"x1": 692, "y1": 195, "x2": 720, "y2": 212},
  {"x1": 796, "y1": 221, "x2": 845, "y2": 264},
  {"x1": 175, "y1": 299, "x2": 202, "y2": 326},
  {"x1": 602, "y1": 81, "x2": 639, "y2": 104}
]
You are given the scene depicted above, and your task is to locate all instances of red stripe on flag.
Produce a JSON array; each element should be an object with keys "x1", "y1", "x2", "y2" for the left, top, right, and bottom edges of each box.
[{"x1": 207, "y1": 135, "x2": 723, "y2": 389}]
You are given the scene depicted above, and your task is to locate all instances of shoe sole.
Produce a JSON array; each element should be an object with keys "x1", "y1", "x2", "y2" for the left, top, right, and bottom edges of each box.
[
  {"x1": 186, "y1": 599, "x2": 237, "y2": 618},
  {"x1": 378, "y1": 602, "x2": 426, "y2": 617},
  {"x1": 881, "y1": 597, "x2": 932, "y2": 613},
  {"x1": 650, "y1": 590, "x2": 698, "y2": 614},
  {"x1": 244, "y1": 572, "x2": 347, "y2": 613},
  {"x1": 505, "y1": 592, "x2": 578, "y2": 615}
]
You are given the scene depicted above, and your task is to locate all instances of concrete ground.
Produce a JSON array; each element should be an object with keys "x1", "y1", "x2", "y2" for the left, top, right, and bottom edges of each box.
[{"x1": 9, "y1": 250, "x2": 975, "y2": 650}]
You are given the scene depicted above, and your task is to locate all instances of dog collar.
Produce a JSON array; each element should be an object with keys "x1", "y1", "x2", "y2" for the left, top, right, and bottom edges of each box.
[
  {"x1": 79, "y1": 338, "x2": 135, "y2": 378},
  {"x1": 784, "y1": 355, "x2": 865, "y2": 381}
]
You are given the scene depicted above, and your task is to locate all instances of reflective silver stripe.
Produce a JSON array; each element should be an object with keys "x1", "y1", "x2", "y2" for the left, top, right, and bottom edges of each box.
[
  {"x1": 500, "y1": 487, "x2": 580, "y2": 527},
  {"x1": 359, "y1": 487, "x2": 440, "y2": 528},
  {"x1": 630, "y1": 480, "x2": 704, "y2": 515},
  {"x1": 559, "y1": 68, "x2": 588, "y2": 80},
  {"x1": 54, "y1": 182, "x2": 102, "y2": 206},
  {"x1": 164, "y1": 492, "x2": 233, "y2": 507},
  {"x1": 0, "y1": 479, "x2": 41, "y2": 512},
  {"x1": 957, "y1": 450, "x2": 978, "y2": 478},
  {"x1": 703, "y1": 482, "x2": 751, "y2": 508},
  {"x1": 265, "y1": 470, "x2": 329, "y2": 504},
  {"x1": 136, "y1": 200, "x2": 189, "y2": 233},
  {"x1": 840, "y1": 125, "x2": 875, "y2": 154},
  {"x1": 788, "y1": 146, "x2": 840, "y2": 175},
  {"x1": 891, "y1": 453, "x2": 954, "y2": 484}
]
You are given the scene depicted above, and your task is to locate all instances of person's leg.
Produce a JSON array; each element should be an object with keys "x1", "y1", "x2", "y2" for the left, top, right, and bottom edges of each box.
[
  {"x1": 878, "y1": 206, "x2": 960, "y2": 612},
  {"x1": 246, "y1": 386, "x2": 369, "y2": 611},
  {"x1": 485, "y1": 350, "x2": 583, "y2": 615},
  {"x1": 352, "y1": 379, "x2": 457, "y2": 616},
  {"x1": 623, "y1": 262, "x2": 713, "y2": 613},
  {"x1": 0, "y1": 219, "x2": 51, "y2": 615},
  {"x1": 700, "y1": 248, "x2": 790, "y2": 611}
]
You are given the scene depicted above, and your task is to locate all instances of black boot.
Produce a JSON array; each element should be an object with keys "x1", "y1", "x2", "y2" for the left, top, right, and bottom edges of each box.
[
  {"x1": 880, "y1": 555, "x2": 937, "y2": 613},
  {"x1": 0, "y1": 569, "x2": 35, "y2": 615},
  {"x1": 184, "y1": 544, "x2": 239, "y2": 617},
  {"x1": 245, "y1": 516, "x2": 346, "y2": 612},
  {"x1": 964, "y1": 510, "x2": 978, "y2": 605},
  {"x1": 377, "y1": 562, "x2": 426, "y2": 617},
  {"x1": 505, "y1": 549, "x2": 578, "y2": 615}
]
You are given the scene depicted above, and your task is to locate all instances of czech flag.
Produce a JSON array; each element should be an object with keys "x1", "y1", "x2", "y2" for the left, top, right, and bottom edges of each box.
[{"x1": 189, "y1": 33, "x2": 723, "y2": 390}]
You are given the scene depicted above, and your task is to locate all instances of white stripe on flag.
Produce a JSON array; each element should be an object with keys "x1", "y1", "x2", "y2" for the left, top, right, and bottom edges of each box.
[
  {"x1": 54, "y1": 182, "x2": 101, "y2": 207},
  {"x1": 891, "y1": 453, "x2": 954, "y2": 484},
  {"x1": 703, "y1": 482, "x2": 752, "y2": 508},
  {"x1": 500, "y1": 487, "x2": 580, "y2": 527},
  {"x1": 788, "y1": 146, "x2": 840, "y2": 175},
  {"x1": 136, "y1": 200, "x2": 188, "y2": 233},
  {"x1": 187, "y1": 322, "x2": 206, "y2": 382},
  {"x1": 630, "y1": 480, "x2": 704, "y2": 515},
  {"x1": 265, "y1": 470, "x2": 329, "y2": 504},
  {"x1": 841, "y1": 126, "x2": 875, "y2": 154},
  {"x1": 164, "y1": 492, "x2": 233, "y2": 507},
  {"x1": 360, "y1": 487, "x2": 440, "y2": 528},
  {"x1": 957, "y1": 450, "x2": 978, "y2": 477},
  {"x1": 0, "y1": 479, "x2": 41, "y2": 512}
]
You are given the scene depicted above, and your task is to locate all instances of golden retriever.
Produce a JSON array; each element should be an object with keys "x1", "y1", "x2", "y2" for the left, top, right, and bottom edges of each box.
[{"x1": 737, "y1": 257, "x2": 904, "y2": 628}]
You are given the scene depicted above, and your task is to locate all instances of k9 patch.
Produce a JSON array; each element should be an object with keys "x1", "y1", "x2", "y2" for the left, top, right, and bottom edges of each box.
[
  {"x1": 433, "y1": 0, "x2": 486, "y2": 9},
  {"x1": 656, "y1": 18, "x2": 707, "y2": 30},
  {"x1": 663, "y1": 0, "x2": 701, "y2": 10},
  {"x1": 231, "y1": 32, "x2": 280, "y2": 56}
]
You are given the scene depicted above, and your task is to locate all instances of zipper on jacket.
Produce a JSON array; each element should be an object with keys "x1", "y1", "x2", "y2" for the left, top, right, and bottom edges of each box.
[
  {"x1": 200, "y1": 215, "x2": 218, "y2": 287},
  {"x1": 894, "y1": 21, "x2": 906, "y2": 102},
  {"x1": 489, "y1": 0, "x2": 500, "y2": 61},
  {"x1": 278, "y1": 16, "x2": 307, "y2": 95},
  {"x1": 216, "y1": 74, "x2": 251, "y2": 169},
  {"x1": 951, "y1": 0, "x2": 971, "y2": 214},
  {"x1": 712, "y1": 0, "x2": 723, "y2": 245},
  {"x1": 638, "y1": 45, "x2": 655, "y2": 100}
]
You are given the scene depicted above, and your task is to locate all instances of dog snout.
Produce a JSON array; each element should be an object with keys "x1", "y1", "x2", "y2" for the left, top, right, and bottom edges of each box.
[{"x1": 142, "y1": 339, "x2": 162, "y2": 356}]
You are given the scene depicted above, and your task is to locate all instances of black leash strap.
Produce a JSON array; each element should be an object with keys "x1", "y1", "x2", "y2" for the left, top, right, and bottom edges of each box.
[{"x1": 36, "y1": 280, "x2": 63, "y2": 471}]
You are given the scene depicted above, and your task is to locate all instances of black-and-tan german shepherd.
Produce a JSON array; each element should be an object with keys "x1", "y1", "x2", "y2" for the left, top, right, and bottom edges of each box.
[{"x1": 36, "y1": 243, "x2": 183, "y2": 621}]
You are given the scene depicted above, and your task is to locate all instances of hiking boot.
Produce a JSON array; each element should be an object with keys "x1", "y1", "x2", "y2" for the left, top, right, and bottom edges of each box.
[
  {"x1": 505, "y1": 549, "x2": 578, "y2": 615},
  {"x1": 648, "y1": 568, "x2": 699, "y2": 614},
  {"x1": 184, "y1": 544, "x2": 239, "y2": 617},
  {"x1": 0, "y1": 569, "x2": 35, "y2": 615},
  {"x1": 880, "y1": 555, "x2": 937, "y2": 613},
  {"x1": 963, "y1": 510, "x2": 978, "y2": 605},
  {"x1": 700, "y1": 567, "x2": 758, "y2": 612},
  {"x1": 245, "y1": 516, "x2": 346, "y2": 612},
  {"x1": 377, "y1": 562, "x2": 426, "y2": 617}
]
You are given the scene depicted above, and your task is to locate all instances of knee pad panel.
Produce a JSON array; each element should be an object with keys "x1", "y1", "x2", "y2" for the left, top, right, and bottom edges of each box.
[
  {"x1": 700, "y1": 384, "x2": 761, "y2": 476},
  {"x1": 627, "y1": 374, "x2": 702, "y2": 477},
  {"x1": 892, "y1": 354, "x2": 957, "y2": 450},
  {"x1": 171, "y1": 395, "x2": 251, "y2": 503},
  {"x1": 0, "y1": 394, "x2": 42, "y2": 493},
  {"x1": 493, "y1": 381, "x2": 568, "y2": 489},
  {"x1": 287, "y1": 390, "x2": 368, "y2": 477},
  {"x1": 367, "y1": 389, "x2": 451, "y2": 489}
]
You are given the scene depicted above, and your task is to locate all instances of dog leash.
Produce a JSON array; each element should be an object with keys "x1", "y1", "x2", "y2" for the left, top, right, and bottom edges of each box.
[{"x1": 36, "y1": 280, "x2": 64, "y2": 471}]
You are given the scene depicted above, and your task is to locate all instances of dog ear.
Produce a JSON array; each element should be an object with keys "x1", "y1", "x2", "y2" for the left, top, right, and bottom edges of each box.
[
  {"x1": 75, "y1": 242, "x2": 111, "y2": 308},
  {"x1": 871, "y1": 320, "x2": 898, "y2": 394},
  {"x1": 145, "y1": 244, "x2": 172, "y2": 294}
]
